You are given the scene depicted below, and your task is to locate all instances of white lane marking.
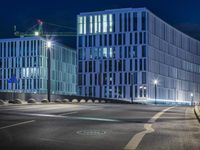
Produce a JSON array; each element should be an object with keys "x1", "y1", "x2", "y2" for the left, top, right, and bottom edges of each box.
[
  {"x1": 12, "y1": 112, "x2": 119, "y2": 122},
  {"x1": 90, "y1": 108, "x2": 103, "y2": 111},
  {"x1": 0, "y1": 120, "x2": 35, "y2": 130},
  {"x1": 124, "y1": 107, "x2": 174, "y2": 150},
  {"x1": 59, "y1": 111, "x2": 78, "y2": 116},
  {"x1": 39, "y1": 138, "x2": 64, "y2": 143}
]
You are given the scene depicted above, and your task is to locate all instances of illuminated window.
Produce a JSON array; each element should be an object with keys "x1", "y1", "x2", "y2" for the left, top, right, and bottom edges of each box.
[
  {"x1": 94, "y1": 15, "x2": 98, "y2": 33},
  {"x1": 89, "y1": 16, "x2": 93, "y2": 33},
  {"x1": 103, "y1": 48, "x2": 107, "y2": 58},
  {"x1": 109, "y1": 48, "x2": 113, "y2": 58},
  {"x1": 103, "y1": 15, "x2": 107, "y2": 33},
  {"x1": 98, "y1": 15, "x2": 101, "y2": 33},
  {"x1": 109, "y1": 14, "x2": 113, "y2": 32},
  {"x1": 78, "y1": 16, "x2": 83, "y2": 34},
  {"x1": 83, "y1": 16, "x2": 86, "y2": 34}
]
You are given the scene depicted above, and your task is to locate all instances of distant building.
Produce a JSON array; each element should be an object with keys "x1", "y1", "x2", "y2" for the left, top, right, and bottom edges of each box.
[
  {"x1": 77, "y1": 8, "x2": 200, "y2": 103},
  {"x1": 0, "y1": 37, "x2": 77, "y2": 95}
]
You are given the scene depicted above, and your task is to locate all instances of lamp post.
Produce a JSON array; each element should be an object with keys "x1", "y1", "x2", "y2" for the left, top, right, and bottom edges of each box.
[
  {"x1": 190, "y1": 93, "x2": 194, "y2": 106},
  {"x1": 131, "y1": 73, "x2": 134, "y2": 104},
  {"x1": 47, "y1": 41, "x2": 52, "y2": 103},
  {"x1": 154, "y1": 80, "x2": 158, "y2": 105}
]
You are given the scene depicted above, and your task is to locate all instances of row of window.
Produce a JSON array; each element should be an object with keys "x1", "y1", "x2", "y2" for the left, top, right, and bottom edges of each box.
[
  {"x1": 78, "y1": 72, "x2": 146, "y2": 86},
  {"x1": 149, "y1": 14, "x2": 200, "y2": 54},
  {"x1": 78, "y1": 11, "x2": 146, "y2": 35},
  {"x1": 0, "y1": 79, "x2": 76, "y2": 94},
  {"x1": 78, "y1": 46, "x2": 146, "y2": 60},
  {"x1": 0, "y1": 40, "x2": 43, "y2": 57},
  {"x1": 79, "y1": 59, "x2": 146, "y2": 73},
  {"x1": 78, "y1": 32, "x2": 146, "y2": 47},
  {"x1": 78, "y1": 85, "x2": 147, "y2": 98}
]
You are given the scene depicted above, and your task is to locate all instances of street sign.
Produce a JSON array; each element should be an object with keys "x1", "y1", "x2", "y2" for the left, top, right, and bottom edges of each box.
[{"x1": 8, "y1": 76, "x2": 18, "y2": 84}]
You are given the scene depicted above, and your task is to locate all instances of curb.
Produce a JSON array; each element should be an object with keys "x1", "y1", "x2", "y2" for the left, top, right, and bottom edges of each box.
[{"x1": 194, "y1": 105, "x2": 200, "y2": 123}]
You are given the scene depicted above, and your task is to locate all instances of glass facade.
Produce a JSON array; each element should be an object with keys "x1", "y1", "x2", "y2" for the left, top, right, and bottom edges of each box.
[
  {"x1": 0, "y1": 37, "x2": 77, "y2": 95},
  {"x1": 77, "y1": 8, "x2": 147, "y2": 101},
  {"x1": 77, "y1": 8, "x2": 200, "y2": 103}
]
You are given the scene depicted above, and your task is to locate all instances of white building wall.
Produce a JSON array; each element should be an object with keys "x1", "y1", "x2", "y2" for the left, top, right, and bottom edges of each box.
[
  {"x1": 147, "y1": 10, "x2": 200, "y2": 102},
  {"x1": 0, "y1": 37, "x2": 77, "y2": 95}
]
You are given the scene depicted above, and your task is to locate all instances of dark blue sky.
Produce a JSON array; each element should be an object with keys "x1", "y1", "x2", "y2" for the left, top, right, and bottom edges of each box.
[{"x1": 0, "y1": 0, "x2": 200, "y2": 48}]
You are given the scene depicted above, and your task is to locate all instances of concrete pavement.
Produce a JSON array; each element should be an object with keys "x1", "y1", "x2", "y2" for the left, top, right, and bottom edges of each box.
[{"x1": 0, "y1": 103, "x2": 199, "y2": 150}]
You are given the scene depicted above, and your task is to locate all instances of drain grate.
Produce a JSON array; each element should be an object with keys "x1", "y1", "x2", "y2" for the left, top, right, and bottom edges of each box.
[{"x1": 76, "y1": 130, "x2": 106, "y2": 136}]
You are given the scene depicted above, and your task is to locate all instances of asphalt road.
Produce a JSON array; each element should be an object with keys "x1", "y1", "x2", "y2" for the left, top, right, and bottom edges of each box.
[{"x1": 0, "y1": 103, "x2": 199, "y2": 150}]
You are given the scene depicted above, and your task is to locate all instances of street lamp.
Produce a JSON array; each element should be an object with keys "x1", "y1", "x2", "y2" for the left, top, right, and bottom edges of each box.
[
  {"x1": 34, "y1": 31, "x2": 40, "y2": 36},
  {"x1": 154, "y1": 80, "x2": 158, "y2": 105},
  {"x1": 47, "y1": 40, "x2": 52, "y2": 103},
  {"x1": 190, "y1": 93, "x2": 194, "y2": 106}
]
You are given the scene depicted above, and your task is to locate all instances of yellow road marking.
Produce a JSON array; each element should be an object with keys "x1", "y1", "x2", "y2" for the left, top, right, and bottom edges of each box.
[{"x1": 124, "y1": 107, "x2": 174, "y2": 150}]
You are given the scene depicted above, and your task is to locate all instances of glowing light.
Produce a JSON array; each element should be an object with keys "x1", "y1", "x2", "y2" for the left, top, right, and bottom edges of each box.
[
  {"x1": 34, "y1": 31, "x2": 40, "y2": 36},
  {"x1": 47, "y1": 41, "x2": 52, "y2": 48},
  {"x1": 191, "y1": 93, "x2": 194, "y2": 97},
  {"x1": 154, "y1": 80, "x2": 158, "y2": 85}
]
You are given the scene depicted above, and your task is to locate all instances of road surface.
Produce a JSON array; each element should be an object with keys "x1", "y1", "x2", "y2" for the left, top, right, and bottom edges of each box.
[{"x1": 0, "y1": 103, "x2": 199, "y2": 150}]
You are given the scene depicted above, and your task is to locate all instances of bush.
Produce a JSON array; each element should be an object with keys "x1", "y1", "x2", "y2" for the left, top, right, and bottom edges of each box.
[
  {"x1": 41, "y1": 99, "x2": 49, "y2": 103},
  {"x1": 100, "y1": 100, "x2": 106, "y2": 103},
  {"x1": 0, "y1": 100, "x2": 5, "y2": 105},
  {"x1": 94, "y1": 100, "x2": 99, "y2": 103},
  {"x1": 87, "y1": 99, "x2": 93, "y2": 103},
  {"x1": 62, "y1": 99, "x2": 69, "y2": 103},
  {"x1": 80, "y1": 99, "x2": 86, "y2": 103},
  {"x1": 72, "y1": 99, "x2": 78, "y2": 103},
  {"x1": 28, "y1": 98, "x2": 36, "y2": 104},
  {"x1": 54, "y1": 99, "x2": 62, "y2": 103},
  {"x1": 11, "y1": 99, "x2": 23, "y2": 104}
]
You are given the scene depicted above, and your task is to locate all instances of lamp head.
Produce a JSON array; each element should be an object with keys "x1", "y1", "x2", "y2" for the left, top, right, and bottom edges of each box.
[
  {"x1": 154, "y1": 80, "x2": 158, "y2": 85},
  {"x1": 47, "y1": 41, "x2": 52, "y2": 48}
]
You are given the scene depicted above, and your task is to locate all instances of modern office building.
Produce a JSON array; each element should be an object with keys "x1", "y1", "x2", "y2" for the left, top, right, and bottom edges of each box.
[
  {"x1": 0, "y1": 37, "x2": 77, "y2": 95},
  {"x1": 77, "y1": 8, "x2": 200, "y2": 103}
]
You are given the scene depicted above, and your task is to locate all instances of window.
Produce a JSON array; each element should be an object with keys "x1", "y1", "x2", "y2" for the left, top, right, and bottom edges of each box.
[
  {"x1": 83, "y1": 16, "x2": 86, "y2": 34},
  {"x1": 134, "y1": 72, "x2": 137, "y2": 84},
  {"x1": 140, "y1": 59, "x2": 142, "y2": 71},
  {"x1": 133, "y1": 13, "x2": 137, "y2": 31},
  {"x1": 135, "y1": 59, "x2": 138, "y2": 71},
  {"x1": 139, "y1": 86, "x2": 143, "y2": 97},
  {"x1": 89, "y1": 61, "x2": 92, "y2": 72},
  {"x1": 134, "y1": 32, "x2": 138, "y2": 44},
  {"x1": 78, "y1": 16, "x2": 83, "y2": 34},
  {"x1": 98, "y1": 15, "x2": 101, "y2": 33},
  {"x1": 142, "y1": 72, "x2": 146, "y2": 84},
  {"x1": 109, "y1": 48, "x2": 113, "y2": 58},
  {"x1": 139, "y1": 32, "x2": 143, "y2": 44},
  {"x1": 142, "y1": 46, "x2": 146, "y2": 57},
  {"x1": 89, "y1": 16, "x2": 93, "y2": 34},
  {"x1": 142, "y1": 12, "x2": 146, "y2": 30},
  {"x1": 133, "y1": 46, "x2": 137, "y2": 57},
  {"x1": 144, "y1": 87, "x2": 147, "y2": 97},
  {"x1": 78, "y1": 48, "x2": 82, "y2": 60},
  {"x1": 103, "y1": 15, "x2": 108, "y2": 33},
  {"x1": 144, "y1": 59, "x2": 146, "y2": 71},
  {"x1": 135, "y1": 86, "x2": 138, "y2": 97},
  {"x1": 78, "y1": 74, "x2": 82, "y2": 85},
  {"x1": 103, "y1": 48, "x2": 107, "y2": 58},
  {"x1": 109, "y1": 14, "x2": 113, "y2": 32},
  {"x1": 94, "y1": 15, "x2": 98, "y2": 33},
  {"x1": 120, "y1": 14, "x2": 122, "y2": 32}
]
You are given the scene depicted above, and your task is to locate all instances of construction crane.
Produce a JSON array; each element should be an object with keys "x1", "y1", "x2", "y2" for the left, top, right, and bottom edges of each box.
[{"x1": 14, "y1": 19, "x2": 77, "y2": 37}]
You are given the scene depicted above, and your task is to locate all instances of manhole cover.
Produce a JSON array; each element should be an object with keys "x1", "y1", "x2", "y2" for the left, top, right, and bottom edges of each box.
[{"x1": 76, "y1": 130, "x2": 106, "y2": 136}]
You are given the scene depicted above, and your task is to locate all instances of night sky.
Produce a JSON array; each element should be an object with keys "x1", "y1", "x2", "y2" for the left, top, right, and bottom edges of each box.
[{"x1": 0, "y1": 0, "x2": 200, "y2": 48}]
